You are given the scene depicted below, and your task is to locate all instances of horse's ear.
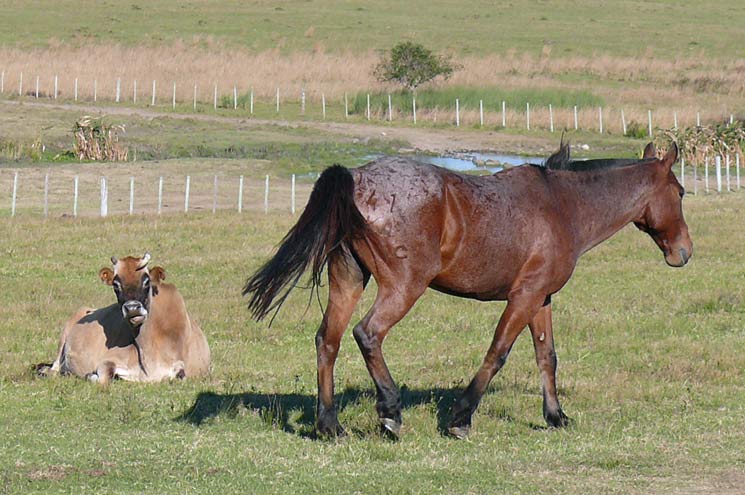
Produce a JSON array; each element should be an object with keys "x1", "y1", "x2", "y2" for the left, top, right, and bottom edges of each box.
[
  {"x1": 150, "y1": 266, "x2": 166, "y2": 283},
  {"x1": 99, "y1": 267, "x2": 114, "y2": 285},
  {"x1": 642, "y1": 142, "x2": 656, "y2": 159},
  {"x1": 660, "y1": 142, "x2": 679, "y2": 171}
]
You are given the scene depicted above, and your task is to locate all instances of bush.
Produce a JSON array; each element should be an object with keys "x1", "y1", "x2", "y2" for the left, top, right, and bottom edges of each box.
[{"x1": 373, "y1": 42, "x2": 458, "y2": 91}]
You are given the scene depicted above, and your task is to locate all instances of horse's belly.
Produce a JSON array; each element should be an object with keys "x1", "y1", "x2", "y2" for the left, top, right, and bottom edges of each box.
[{"x1": 429, "y1": 269, "x2": 514, "y2": 301}]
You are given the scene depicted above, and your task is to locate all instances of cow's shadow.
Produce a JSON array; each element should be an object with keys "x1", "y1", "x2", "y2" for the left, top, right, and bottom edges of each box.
[{"x1": 176, "y1": 386, "x2": 465, "y2": 437}]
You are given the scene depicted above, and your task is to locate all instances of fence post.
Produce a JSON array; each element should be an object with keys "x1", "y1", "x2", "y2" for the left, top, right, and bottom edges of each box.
[
  {"x1": 74, "y1": 78, "x2": 78, "y2": 102},
  {"x1": 129, "y1": 177, "x2": 134, "y2": 215},
  {"x1": 574, "y1": 105, "x2": 578, "y2": 130},
  {"x1": 133, "y1": 79, "x2": 137, "y2": 103},
  {"x1": 696, "y1": 112, "x2": 701, "y2": 127},
  {"x1": 322, "y1": 93, "x2": 326, "y2": 119},
  {"x1": 213, "y1": 84, "x2": 217, "y2": 110},
  {"x1": 673, "y1": 111, "x2": 678, "y2": 130},
  {"x1": 726, "y1": 155, "x2": 731, "y2": 192},
  {"x1": 1, "y1": 70, "x2": 4, "y2": 93},
  {"x1": 301, "y1": 88, "x2": 305, "y2": 114},
  {"x1": 44, "y1": 173, "x2": 49, "y2": 218},
  {"x1": 92, "y1": 79, "x2": 96, "y2": 102},
  {"x1": 455, "y1": 98, "x2": 460, "y2": 127},
  {"x1": 193, "y1": 83, "x2": 197, "y2": 110},
  {"x1": 54, "y1": 75, "x2": 58, "y2": 99},
  {"x1": 233, "y1": 85, "x2": 237, "y2": 110},
  {"x1": 705, "y1": 156, "x2": 709, "y2": 193},
  {"x1": 238, "y1": 175, "x2": 244, "y2": 213},
  {"x1": 598, "y1": 106, "x2": 603, "y2": 134},
  {"x1": 11, "y1": 171, "x2": 18, "y2": 217},
  {"x1": 35, "y1": 75, "x2": 39, "y2": 98},
  {"x1": 502, "y1": 100, "x2": 506, "y2": 127},
  {"x1": 413, "y1": 97, "x2": 417, "y2": 124},
  {"x1": 291, "y1": 174, "x2": 296, "y2": 214},
  {"x1": 526, "y1": 102, "x2": 530, "y2": 130},
  {"x1": 212, "y1": 175, "x2": 218, "y2": 214},
  {"x1": 715, "y1": 156, "x2": 722, "y2": 193},
  {"x1": 693, "y1": 159, "x2": 697, "y2": 195},
  {"x1": 344, "y1": 92, "x2": 348, "y2": 119},
  {"x1": 275, "y1": 87, "x2": 279, "y2": 113},
  {"x1": 737, "y1": 154, "x2": 741, "y2": 190},
  {"x1": 173, "y1": 82, "x2": 177, "y2": 110},
  {"x1": 250, "y1": 90, "x2": 254, "y2": 114},
  {"x1": 479, "y1": 99, "x2": 484, "y2": 128},
  {"x1": 264, "y1": 175, "x2": 269, "y2": 214},
  {"x1": 388, "y1": 94, "x2": 393, "y2": 122},
  {"x1": 366, "y1": 94, "x2": 370, "y2": 121},
  {"x1": 116, "y1": 78, "x2": 120, "y2": 102},
  {"x1": 18, "y1": 72, "x2": 22, "y2": 96},
  {"x1": 151, "y1": 80, "x2": 156, "y2": 106},
  {"x1": 647, "y1": 110, "x2": 652, "y2": 137},
  {"x1": 157, "y1": 177, "x2": 164, "y2": 214},
  {"x1": 680, "y1": 158, "x2": 685, "y2": 190},
  {"x1": 73, "y1": 176, "x2": 79, "y2": 217},
  {"x1": 184, "y1": 176, "x2": 190, "y2": 212},
  {"x1": 100, "y1": 177, "x2": 108, "y2": 217},
  {"x1": 549, "y1": 104, "x2": 554, "y2": 133},
  {"x1": 621, "y1": 109, "x2": 627, "y2": 135}
]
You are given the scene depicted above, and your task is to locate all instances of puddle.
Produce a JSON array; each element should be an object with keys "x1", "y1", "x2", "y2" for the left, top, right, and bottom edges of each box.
[{"x1": 361, "y1": 152, "x2": 544, "y2": 174}]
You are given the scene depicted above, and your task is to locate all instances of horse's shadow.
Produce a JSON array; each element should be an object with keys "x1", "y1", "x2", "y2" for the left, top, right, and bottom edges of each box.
[{"x1": 176, "y1": 386, "x2": 465, "y2": 437}]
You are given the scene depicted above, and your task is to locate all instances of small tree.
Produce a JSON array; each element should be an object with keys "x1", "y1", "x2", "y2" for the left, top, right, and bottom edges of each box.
[{"x1": 373, "y1": 41, "x2": 458, "y2": 92}]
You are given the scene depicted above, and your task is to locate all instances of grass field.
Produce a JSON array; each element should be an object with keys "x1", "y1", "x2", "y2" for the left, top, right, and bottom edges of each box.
[{"x1": 0, "y1": 171, "x2": 743, "y2": 493}]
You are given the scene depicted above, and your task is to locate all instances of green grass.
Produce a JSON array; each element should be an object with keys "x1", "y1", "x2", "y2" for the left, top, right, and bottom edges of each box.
[
  {"x1": 350, "y1": 87, "x2": 604, "y2": 116},
  {"x1": 0, "y1": 0, "x2": 743, "y2": 59},
  {"x1": 0, "y1": 171, "x2": 743, "y2": 492}
]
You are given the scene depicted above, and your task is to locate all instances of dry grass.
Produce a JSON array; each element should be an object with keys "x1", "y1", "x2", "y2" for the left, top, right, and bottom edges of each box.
[{"x1": 0, "y1": 42, "x2": 742, "y2": 132}]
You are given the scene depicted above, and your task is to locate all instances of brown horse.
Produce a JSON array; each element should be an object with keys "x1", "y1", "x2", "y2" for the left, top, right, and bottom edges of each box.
[{"x1": 244, "y1": 142, "x2": 692, "y2": 438}]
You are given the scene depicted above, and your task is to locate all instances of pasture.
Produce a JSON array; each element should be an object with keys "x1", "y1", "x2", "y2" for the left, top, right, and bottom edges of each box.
[{"x1": 0, "y1": 165, "x2": 743, "y2": 492}]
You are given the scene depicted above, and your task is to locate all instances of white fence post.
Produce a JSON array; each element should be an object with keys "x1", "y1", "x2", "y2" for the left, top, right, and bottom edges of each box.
[
  {"x1": 726, "y1": 155, "x2": 731, "y2": 192},
  {"x1": 1, "y1": 70, "x2": 4, "y2": 93},
  {"x1": 696, "y1": 112, "x2": 701, "y2": 127},
  {"x1": 598, "y1": 106, "x2": 603, "y2": 134},
  {"x1": 250, "y1": 90, "x2": 254, "y2": 114},
  {"x1": 193, "y1": 83, "x2": 197, "y2": 110},
  {"x1": 693, "y1": 159, "x2": 698, "y2": 195},
  {"x1": 133, "y1": 79, "x2": 137, "y2": 103},
  {"x1": 526, "y1": 102, "x2": 530, "y2": 130},
  {"x1": 680, "y1": 158, "x2": 685, "y2": 190},
  {"x1": 502, "y1": 100, "x2": 506, "y2": 127},
  {"x1": 549, "y1": 104, "x2": 554, "y2": 133},
  {"x1": 100, "y1": 177, "x2": 108, "y2": 217},
  {"x1": 151, "y1": 80, "x2": 156, "y2": 106},
  {"x1": 413, "y1": 97, "x2": 417, "y2": 124},
  {"x1": 233, "y1": 85, "x2": 237, "y2": 110},
  {"x1": 73, "y1": 176, "x2": 79, "y2": 217},
  {"x1": 291, "y1": 174, "x2": 296, "y2": 214},
  {"x1": 479, "y1": 99, "x2": 483, "y2": 128},
  {"x1": 74, "y1": 77, "x2": 78, "y2": 102},
  {"x1": 737, "y1": 154, "x2": 741, "y2": 190},
  {"x1": 43, "y1": 173, "x2": 49, "y2": 217},
  {"x1": 647, "y1": 110, "x2": 653, "y2": 137},
  {"x1": 574, "y1": 105, "x2": 578, "y2": 130},
  {"x1": 129, "y1": 177, "x2": 134, "y2": 215},
  {"x1": 455, "y1": 98, "x2": 460, "y2": 127},
  {"x1": 238, "y1": 175, "x2": 244, "y2": 213},
  {"x1": 173, "y1": 82, "x2": 177, "y2": 110},
  {"x1": 322, "y1": 93, "x2": 326, "y2": 119},
  {"x1": 18, "y1": 72, "x2": 22, "y2": 96},
  {"x1": 705, "y1": 156, "x2": 710, "y2": 193},
  {"x1": 366, "y1": 94, "x2": 370, "y2": 121},
  {"x1": 116, "y1": 78, "x2": 120, "y2": 103},
  {"x1": 157, "y1": 176, "x2": 163, "y2": 215},
  {"x1": 388, "y1": 94, "x2": 393, "y2": 122},
  {"x1": 93, "y1": 79, "x2": 97, "y2": 102},
  {"x1": 673, "y1": 111, "x2": 678, "y2": 130},
  {"x1": 184, "y1": 176, "x2": 190, "y2": 213},
  {"x1": 275, "y1": 87, "x2": 279, "y2": 113},
  {"x1": 621, "y1": 109, "x2": 627, "y2": 135},
  {"x1": 11, "y1": 172, "x2": 18, "y2": 217},
  {"x1": 264, "y1": 175, "x2": 269, "y2": 214},
  {"x1": 344, "y1": 93, "x2": 348, "y2": 119},
  {"x1": 35, "y1": 75, "x2": 39, "y2": 98},
  {"x1": 54, "y1": 75, "x2": 58, "y2": 99},
  {"x1": 213, "y1": 84, "x2": 217, "y2": 110},
  {"x1": 212, "y1": 175, "x2": 218, "y2": 214},
  {"x1": 715, "y1": 156, "x2": 722, "y2": 193},
  {"x1": 301, "y1": 88, "x2": 305, "y2": 114}
]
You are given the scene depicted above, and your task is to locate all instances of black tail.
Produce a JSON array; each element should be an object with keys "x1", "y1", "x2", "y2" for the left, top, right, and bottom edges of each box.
[{"x1": 243, "y1": 165, "x2": 367, "y2": 321}]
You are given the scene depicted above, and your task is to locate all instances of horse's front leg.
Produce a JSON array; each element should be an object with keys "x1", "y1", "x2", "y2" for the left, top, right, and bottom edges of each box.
[
  {"x1": 448, "y1": 290, "x2": 545, "y2": 438},
  {"x1": 529, "y1": 302, "x2": 570, "y2": 428}
]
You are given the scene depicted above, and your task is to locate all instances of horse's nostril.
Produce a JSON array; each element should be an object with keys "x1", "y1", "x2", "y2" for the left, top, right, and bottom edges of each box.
[{"x1": 680, "y1": 247, "x2": 689, "y2": 265}]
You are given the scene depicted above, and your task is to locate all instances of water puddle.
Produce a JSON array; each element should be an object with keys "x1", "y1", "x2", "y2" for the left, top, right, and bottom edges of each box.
[{"x1": 361, "y1": 152, "x2": 544, "y2": 174}]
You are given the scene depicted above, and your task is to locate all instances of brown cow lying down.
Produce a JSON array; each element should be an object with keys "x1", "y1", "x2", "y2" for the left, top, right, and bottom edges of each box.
[{"x1": 39, "y1": 253, "x2": 210, "y2": 384}]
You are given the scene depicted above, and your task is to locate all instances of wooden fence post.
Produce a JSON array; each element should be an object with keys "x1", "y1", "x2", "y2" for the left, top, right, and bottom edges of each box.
[
  {"x1": 238, "y1": 175, "x2": 244, "y2": 213},
  {"x1": 621, "y1": 109, "x2": 627, "y2": 135},
  {"x1": 35, "y1": 75, "x2": 39, "y2": 98},
  {"x1": 233, "y1": 85, "x2": 237, "y2": 110},
  {"x1": 574, "y1": 105, "x2": 578, "y2": 130},
  {"x1": 184, "y1": 176, "x2": 190, "y2": 213},
  {"x1": 455, "y1": 98, "x2": 460, "y2": 127},
  {"x1": 647, "y1": 109, "x2": 652, "y2": 137},
  {"x1": 598, "y1": 106, "x2": 603, "y2": 134},
  {"x1": 54, "y1": 75, "x2": 58, "y2": 99},
  {"x1": 133, "y1": 79, "x2": 137, "y2": 103},
  {"x1": 388, "y1": 94, "x2": 393, "y2": 122},
  {"x1": 549, "y1": 104, "x2": 554, "y2": 133},
  {"x1": 100, "y1": 177, "x2": 108, "y2": 217},
  {"x1": 250, "y1": 90, "x2": 254, "y2": 114},
  {"x1": 151, "y1": 80, "x2": 156, "y2": 106},
  {"x1": 116, "y1": 78, "x2": 120, "y2": 102},
  {"x1": 18, "y1": 72, "x2": 22, "y2": 96},
  {"x1": 715, "y1": 156, "x2": 722, "y2": 193}
]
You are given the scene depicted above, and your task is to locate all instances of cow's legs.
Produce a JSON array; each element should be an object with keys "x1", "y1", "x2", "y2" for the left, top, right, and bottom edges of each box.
[
  {"x1": 47, "y1": 307, "x2": 94, "y2": 374},
  {"x1": 528, "y1": 303, "x2": 569, "y2": 427},
  {"x1": 448, "y1": 290, "x2": 545, "y2": 438},
  {"x1": 352, "y1": 282, "x2": 427, "y2": 438},
  {"x1": 315, "y1": 252, "x2": 366, "y2": 437}
]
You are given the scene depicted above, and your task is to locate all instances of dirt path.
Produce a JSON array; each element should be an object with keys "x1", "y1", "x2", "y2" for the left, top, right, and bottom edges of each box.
[{"x1": 2, "y1": 99, "x2": 556, "y2": 155}]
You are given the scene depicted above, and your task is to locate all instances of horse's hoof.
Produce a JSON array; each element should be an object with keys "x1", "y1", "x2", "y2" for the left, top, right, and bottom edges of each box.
[
  {"x1": 316, "y1": 423, "x2": 347, "y2": 439},
  {"x1": 447, "y1": 425, "x2": 470, "y2": 440},
  {"x1": 546, "y1": 409, "x2": 571, "y2": 428},
  {"x1": 380, "y1": 418, "x2": 402, "y2": 439}
]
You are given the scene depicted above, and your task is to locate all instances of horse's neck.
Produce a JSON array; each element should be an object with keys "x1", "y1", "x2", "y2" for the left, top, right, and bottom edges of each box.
[{"x1": 558, "y1": 165, "x2": 654, "y2": 255}]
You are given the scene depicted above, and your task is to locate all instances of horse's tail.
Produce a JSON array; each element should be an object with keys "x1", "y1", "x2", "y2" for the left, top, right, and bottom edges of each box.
[{"x1": 243, "y1": 165, "x2": 367, "y2": 321}]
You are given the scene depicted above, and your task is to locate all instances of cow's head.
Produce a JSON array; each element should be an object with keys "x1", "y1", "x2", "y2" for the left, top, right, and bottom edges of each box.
[{"x1": 98, "y1": 253, "x2": 166, "y2": 328}]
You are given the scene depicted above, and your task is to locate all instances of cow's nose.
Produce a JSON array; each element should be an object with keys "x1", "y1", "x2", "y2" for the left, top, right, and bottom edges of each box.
[{"x1": 123, "y1": 301, "x2": 143, "y2": 314}]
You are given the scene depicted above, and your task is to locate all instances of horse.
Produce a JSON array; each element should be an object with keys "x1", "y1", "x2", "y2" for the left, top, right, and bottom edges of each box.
[{"x1": 243, "y1": 141, "x2": 692, "y2": 439}]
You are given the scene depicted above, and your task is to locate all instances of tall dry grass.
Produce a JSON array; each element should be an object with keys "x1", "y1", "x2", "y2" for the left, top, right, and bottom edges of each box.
[{"x1": 0, "y1": 41, "x2": 742, "y2": 130}]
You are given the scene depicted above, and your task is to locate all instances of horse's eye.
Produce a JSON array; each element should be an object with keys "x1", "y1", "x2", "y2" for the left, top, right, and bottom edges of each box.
[{"x1": 679, "y1": 188, "x2": 685, "y2": 198}]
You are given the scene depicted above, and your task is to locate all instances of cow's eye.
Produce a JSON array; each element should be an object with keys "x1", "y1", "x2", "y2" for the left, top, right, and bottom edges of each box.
[
  {"x1": 112, "y1": 280, "x2": 122, "y2": 291},
  {"x1": 142, "y1": 276, "x2": 150, "y2": 288}
]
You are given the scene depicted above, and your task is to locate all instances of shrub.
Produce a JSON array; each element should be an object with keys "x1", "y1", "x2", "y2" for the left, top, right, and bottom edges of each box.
[{"x1": 373, "y1": 42, "x2": 458, "y2": 92}]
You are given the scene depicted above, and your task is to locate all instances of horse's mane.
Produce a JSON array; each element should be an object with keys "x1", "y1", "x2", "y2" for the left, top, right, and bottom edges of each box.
[{"x1": 543, "y1": 142, "x2": 655, "y2": 171}]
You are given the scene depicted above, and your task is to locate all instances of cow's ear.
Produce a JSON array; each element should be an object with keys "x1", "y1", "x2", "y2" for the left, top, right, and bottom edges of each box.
[
  {"x1": 99, "y1": 267, "x2": 114, "y2": 285},
  {"x1": 150, "y1": 266, "x2": 166, "y2": 283}
]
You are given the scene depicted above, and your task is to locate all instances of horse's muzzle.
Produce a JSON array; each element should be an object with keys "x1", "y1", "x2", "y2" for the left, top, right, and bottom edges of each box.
[{"x1": 665, "y1": 246, "x2": 691, "y2": 267}]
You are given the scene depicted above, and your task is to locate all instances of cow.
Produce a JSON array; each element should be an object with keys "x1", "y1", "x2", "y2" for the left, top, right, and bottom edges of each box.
[{"x1": 39, "y1": 253, "x2": 210, "y2": 385}]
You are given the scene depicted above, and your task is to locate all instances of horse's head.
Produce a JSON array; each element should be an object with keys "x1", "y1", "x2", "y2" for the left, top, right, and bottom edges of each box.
[{"x1": 634, "y1": 142, "x2": 693, "y2": 267}]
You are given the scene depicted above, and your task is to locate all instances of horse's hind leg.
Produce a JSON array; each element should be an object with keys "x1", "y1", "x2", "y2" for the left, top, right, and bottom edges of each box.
[
  {"x1": 353, "y1": 283, "x2": 427, "y2": 438},
  {"x1": 528, "y1": 303, "x2": 569, "y2": 427},
  {"x1": 315, "y1": 250, "x2": 367, "y2": 437}
]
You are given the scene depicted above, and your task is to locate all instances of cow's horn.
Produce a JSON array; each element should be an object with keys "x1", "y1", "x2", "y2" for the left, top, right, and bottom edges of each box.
[
  {"x1": 138, "y1": 252, "x2": 151, "y2": 269},
  {"x1": 111, "y1": 256, "x2": 118, "y2": 265}
]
